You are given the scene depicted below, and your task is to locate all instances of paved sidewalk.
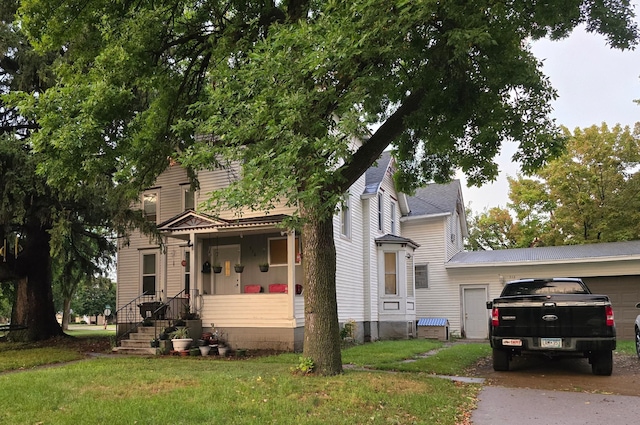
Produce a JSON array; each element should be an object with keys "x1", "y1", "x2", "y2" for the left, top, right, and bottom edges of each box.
[{"x1": 472, "y1": 386, "x2": 640, "y2": 425}]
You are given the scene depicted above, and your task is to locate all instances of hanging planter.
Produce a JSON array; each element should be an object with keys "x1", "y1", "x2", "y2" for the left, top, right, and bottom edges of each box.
[
  {"x1": 259, "y1": 263, "x2": 269, "y2": 272},
  {"x1": 212, "y1": 265, "x2": 222, "y2": 273},
  {"x1": 234, "y1": 264, "x2": 244, "y2": 273}
]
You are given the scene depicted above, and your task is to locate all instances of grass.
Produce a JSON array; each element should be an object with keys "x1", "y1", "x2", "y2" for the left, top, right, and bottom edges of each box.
[
  {"x1": 615, "y1": 339, "x2": 637, "y2": 356},
  {"x1": 0, "y1": 337, "x2": 488, "y2": 425}
]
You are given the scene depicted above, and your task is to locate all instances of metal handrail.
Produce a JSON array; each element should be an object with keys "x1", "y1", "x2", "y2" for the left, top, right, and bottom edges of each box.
[{"x1": 114, "y1": 289, "x2": 198, "y2": 345}]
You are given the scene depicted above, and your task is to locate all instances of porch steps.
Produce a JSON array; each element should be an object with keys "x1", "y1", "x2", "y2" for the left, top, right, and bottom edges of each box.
[{"x1": 112, "y1": 321, "x2": 171, "y2": 356}]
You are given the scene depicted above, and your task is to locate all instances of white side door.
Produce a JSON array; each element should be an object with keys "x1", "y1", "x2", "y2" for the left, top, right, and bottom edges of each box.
[{"x1": 462, "y1": 286, "x2": 488, "y2": 339}]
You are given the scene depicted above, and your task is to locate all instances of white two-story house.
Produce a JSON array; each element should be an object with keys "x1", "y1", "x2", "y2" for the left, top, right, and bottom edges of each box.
[{"x1": 116, "y1": 151, "x2": 455, "y2": 350}]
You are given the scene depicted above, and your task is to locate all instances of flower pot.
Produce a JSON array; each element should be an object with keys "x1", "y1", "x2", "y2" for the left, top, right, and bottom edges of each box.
[
  {"x1": 199, "y1": 345, "x2": 211, "y2": 356},
  {"x1": 234, "y1": 265, "x2": 244, "y2": 273},
  {"x1": 172, "y1": 338, "x2": 193, "y2": 351},
  {"x1": 218, "y1": 345, "x2": 229, "y2": 357},
  {"x1": 213, "y1": 266, "x2": 222, "y2": 274},
  {"x1": 259, "y1": 264, "x2": 269, "y2": 272}
]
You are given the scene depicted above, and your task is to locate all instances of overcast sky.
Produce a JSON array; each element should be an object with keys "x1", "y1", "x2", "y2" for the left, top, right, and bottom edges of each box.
[{"x1": 460, "y1": 14, "x2": 640, "y2": 212}]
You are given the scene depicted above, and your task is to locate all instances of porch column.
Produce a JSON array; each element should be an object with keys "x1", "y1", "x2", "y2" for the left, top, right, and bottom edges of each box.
[
  {"x1": 287, "y1": 230, "x2": 295, "y2": 319},
  {"x1": 190, "y1": 231, "x2": 198, "y2": 302},
  {"x1": 162, "y1": 235, "x2": 169, "y2": 301}
]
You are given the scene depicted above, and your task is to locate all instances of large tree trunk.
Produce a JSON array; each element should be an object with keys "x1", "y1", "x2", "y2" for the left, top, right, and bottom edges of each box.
[
  {"x1": 301, "y1": 205, "x2": 342, "y2": 375},
  {"x1": 8, "y1": 223, "x2": 63, "y2": 341},
  {"x1": 62, "y1": 298, "x2": 71, "y2": 331}
]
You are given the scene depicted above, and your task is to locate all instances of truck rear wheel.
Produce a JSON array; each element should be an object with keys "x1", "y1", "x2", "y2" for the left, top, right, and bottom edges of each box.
[
  {"x1": 492, "y1": 348, "x2": 510, "y2": 371},
  {"x1": 591, "y1": 350, "x2": 613, "y2": 376}
]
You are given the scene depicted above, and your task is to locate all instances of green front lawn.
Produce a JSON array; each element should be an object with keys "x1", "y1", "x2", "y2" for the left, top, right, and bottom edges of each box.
[{"x1": 0, "y1": 338, "x2": 487, "y2": 425}]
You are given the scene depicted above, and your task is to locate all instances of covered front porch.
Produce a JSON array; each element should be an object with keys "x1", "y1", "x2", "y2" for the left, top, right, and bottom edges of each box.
[{"x1": 157, "y1": 211, "x2": 305, "y2": 351}]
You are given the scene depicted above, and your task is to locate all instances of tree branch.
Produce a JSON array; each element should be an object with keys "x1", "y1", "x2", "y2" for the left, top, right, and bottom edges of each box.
[{"x1": 336, "y1": 89, "x2": 425, "y2": 192}]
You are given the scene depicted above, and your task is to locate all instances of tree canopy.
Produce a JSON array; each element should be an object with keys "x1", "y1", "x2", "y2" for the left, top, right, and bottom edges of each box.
[
  {"x1": 466, "y1": 123, "x2": 640, "y2": 249},
  {"x1": 12, "y1": 0, "x2": 638, "y2": 373}
]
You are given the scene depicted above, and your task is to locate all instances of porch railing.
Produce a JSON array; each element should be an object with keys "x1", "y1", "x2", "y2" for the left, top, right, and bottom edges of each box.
[{"x1": 114, "y1": 289, "x2": 199, "y2": 343}]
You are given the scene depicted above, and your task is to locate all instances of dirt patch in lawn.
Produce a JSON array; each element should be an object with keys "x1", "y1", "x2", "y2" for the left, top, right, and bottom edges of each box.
[{"x1": 467, "y1": 351, "x2": 640, "y2": 396}]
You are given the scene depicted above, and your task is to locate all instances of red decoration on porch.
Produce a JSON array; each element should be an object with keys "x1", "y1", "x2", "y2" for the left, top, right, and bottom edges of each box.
[{"x1": 181, "y1": 259, "x2": 187, "y2": 267}]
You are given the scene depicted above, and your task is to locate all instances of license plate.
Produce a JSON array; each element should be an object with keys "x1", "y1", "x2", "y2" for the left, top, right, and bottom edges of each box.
[
  {"x1": 502, "y1": 339, "x2": 522, "y2": 347},
  {"x1": 541, "y1": 338, "x2": 562, "y2": 348}
]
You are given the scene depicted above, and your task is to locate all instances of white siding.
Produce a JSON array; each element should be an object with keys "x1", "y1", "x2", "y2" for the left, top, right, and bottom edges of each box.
[
  {"x1": 200, "y1": 294, "x2": 299, "y2": 328},
  {"x1": 403, "y1": 217, "x2": 463, "y2": 330},
  {"x1": 335, "y1": 175, "x2": 366, "y2": 322}
]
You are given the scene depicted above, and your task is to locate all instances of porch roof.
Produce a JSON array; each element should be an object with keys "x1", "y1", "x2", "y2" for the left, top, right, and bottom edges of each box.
[{"x1": 157, "y1": 210, "x2": 289, "y2": 234}]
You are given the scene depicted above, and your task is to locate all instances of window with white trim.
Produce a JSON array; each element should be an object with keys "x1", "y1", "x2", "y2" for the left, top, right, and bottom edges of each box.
[
  {"x1": 142, "y1": 253, "x2": 157, "y2": 295},
  {"x1": 377, "y1": 193, "x2": 384, "y2": 232},
  {"x1": 268, "y1": 236, "x2": 301, "y2": 266},
  {"x1": 182, "y1": 185, "x2": 195, "y2": 210},
  {"x1": 143, "y1": 191, "x2": 158, "y2": 222},
  {"x1": 341, "y1": 193, "x2": 351, "y2": 238},
  {"x1": 415, "y1": 264, "x2": 428, "y2": 289},
  {"x1": 390, "y1": 202, "x2": 396, "y2": 234},
  {"x1": 384, "y1": 252, "x2": 397, "y2": 295}
]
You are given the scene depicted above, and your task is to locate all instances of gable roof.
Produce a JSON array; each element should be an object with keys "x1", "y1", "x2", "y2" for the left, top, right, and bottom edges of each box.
[
  {"x1": 406, "y1": 180, "x2": 464, "y2": 218},
  {"x1": 447, "y1": 240, "x2": 640, "y2": 268},
  {"x1": 364, "y1": 150, "x2": 393, "y2": 195},
  {"x1": 375, "y1": 233, "x2": 420, "y2": 249},
  {"x1": 157, "y1": 209, "x2": 288, "y2": 233}
]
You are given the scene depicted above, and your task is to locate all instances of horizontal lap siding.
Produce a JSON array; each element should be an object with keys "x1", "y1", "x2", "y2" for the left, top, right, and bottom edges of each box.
[
  {"x1": 200, "y1": 294, "x2": 297, "y2": 328},
  {"x1": 405, "y1": 218, "x2": 462, "y2": 331},
  {"x1": 196, "y1": 167, "x2": 296, "y2": 219},
  {"x1": 335, "y1": 176, "x2": 366, "y2": 322}
]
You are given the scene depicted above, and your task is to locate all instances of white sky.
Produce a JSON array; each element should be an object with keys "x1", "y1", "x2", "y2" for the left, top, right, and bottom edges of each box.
[{"x1": 459, "y1": 12, "x2": 640, "y2": 212}]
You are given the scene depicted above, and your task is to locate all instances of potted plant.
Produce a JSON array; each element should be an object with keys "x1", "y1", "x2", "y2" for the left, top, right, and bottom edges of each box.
[
  {"x1": 259, "y1": 262, "x2": 269, "y2": 272},
  {"x1": 170, "y1": 327, "x2": 193, "y2": 351},
  {"x1": 212, "y1": 263, "x2": 222, "y2": 273},
  {"x1": 234, "y1": 263, "x2": 244, "y2": 273}
]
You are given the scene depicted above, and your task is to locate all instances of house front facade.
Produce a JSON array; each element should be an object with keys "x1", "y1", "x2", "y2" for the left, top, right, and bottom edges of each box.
[{"x1": 116, "y1": 152, "x2": 419, "y2": 350}]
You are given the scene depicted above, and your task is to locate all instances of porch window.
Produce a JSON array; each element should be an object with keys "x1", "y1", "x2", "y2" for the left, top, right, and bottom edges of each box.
[
  {"x1": 269, "y1": 236, "x2": 301, "y2": 266},
  {"x1": 143, "y1": 191, "x2": 158, "y2": 222},
  {"x1": 142, "y1": 253, "x2": 157, "y2": 295},
  {"x1": 384, "y1": 252, "x2": 397, "y2": 295}
]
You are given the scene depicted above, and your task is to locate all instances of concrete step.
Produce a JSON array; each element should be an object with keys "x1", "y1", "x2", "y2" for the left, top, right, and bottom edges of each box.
[
  {"x1": 120, "y1": 339, "x2": 156, "y2": 348},
  {"x1": 112, "y1": 346, "x2": 157, "y2": 356}
]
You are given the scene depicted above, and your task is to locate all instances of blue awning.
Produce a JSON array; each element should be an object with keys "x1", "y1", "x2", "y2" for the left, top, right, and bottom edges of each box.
[{"x1": 417, "y1": 318, "x2": 449, "y2": 327}]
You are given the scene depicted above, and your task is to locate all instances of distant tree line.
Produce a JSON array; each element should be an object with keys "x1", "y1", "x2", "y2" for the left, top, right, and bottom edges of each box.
[{"x1": 466, "y1": 123, "x2": 640, "y2": 250}]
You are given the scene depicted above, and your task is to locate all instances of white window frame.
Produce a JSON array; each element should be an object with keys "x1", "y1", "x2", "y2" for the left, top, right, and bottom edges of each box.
[
  {"x1": 141, "y1": 250, "x2": 159, "y2": 296},
  {"x1": 384, "y1": 251, "x2": 398, "y2": 295},
  {"x1": 143, "y1": 190, "x2": 159, "y2": 223},
  {"x1": 181, "y1": 184, "x2": 195, "y2": 211},
  {"x1": 268, "y1": 236, "x2": 301, "y2": 266},
  {"x1": 377, "y1": 193, "x2": 384, "y2": 232},
  {"x1": 341, "y1": 193, "x2": 351, "y2": 239},
  {"x1": 390, "y1": 201, "x2": 396, "y2": 234}
]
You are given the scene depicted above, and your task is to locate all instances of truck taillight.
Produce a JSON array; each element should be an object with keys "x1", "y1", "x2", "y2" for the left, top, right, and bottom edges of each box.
[
  {"x1": 491, "y1": 307, "x2": 500, "y2": 326},
  {"x1": 605, "y1": 305, "x2": 615, "y2": 327}
]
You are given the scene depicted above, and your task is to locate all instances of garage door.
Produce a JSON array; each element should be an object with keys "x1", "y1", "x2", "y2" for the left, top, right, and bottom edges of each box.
[{"x1": 584, "y1": 276, "x2": 640, "y2": 340}]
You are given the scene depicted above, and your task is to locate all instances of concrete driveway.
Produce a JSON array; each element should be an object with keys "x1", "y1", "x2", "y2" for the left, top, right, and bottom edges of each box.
[{"x1": 472, "y1": 386, "x2": 640, "y2": 425}]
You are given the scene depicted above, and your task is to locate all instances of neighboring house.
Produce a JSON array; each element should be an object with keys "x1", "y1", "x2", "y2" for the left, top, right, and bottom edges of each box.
[
  {"x1": 116, "y1": 151, "x2": 421, "y2": 350},
  {"x1": 440, "y1": 242, "x2": 640, "y2": 340}
]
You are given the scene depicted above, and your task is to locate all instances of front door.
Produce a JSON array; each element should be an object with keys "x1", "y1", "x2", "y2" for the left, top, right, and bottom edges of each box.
[
  {"x1": 462, "y1": 286, "x2": 488, "y2": 339},
  {"x1": 213, "y1": 245, "x2": 241, "y2": 295}
]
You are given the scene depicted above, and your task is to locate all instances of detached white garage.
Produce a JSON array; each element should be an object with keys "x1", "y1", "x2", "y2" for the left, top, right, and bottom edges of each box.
[{"x1": 436, "y1": 241, "x2": 640, "y2": 340}]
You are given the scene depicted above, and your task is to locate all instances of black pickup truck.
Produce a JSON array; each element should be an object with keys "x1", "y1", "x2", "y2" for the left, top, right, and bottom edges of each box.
[{"x1": 486, "y1": 278, "x2": 616, "y2": 375}]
